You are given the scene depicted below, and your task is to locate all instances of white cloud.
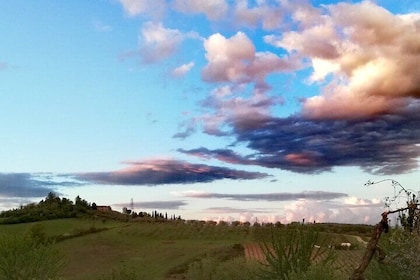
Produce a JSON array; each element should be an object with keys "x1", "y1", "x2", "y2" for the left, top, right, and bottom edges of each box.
[
  {"x1": 202, "y1": 32, "x2": 296, "y2": 85},
  {"x1": 173, "y1": 0, "x2": 228, "y2": 20},
  {"x1": 92, "y1": 20, "x2": 112, "y2": 32},
  {"x1": 281, "y1": 198, "x2": 385, "y2": 224},
  {"x1": 117, "y1": 0, "x2": 166, "y2": 18},
  {"x1": 171, "y1": 61, "x2": 194, "y2": 78},
  {"x1": 233, "y1": 0, "x2": 283, "y2": 30},
  {"x1": 139, "y1": 22, "x2": 184, "y2": 63},
  {"x1": 264, "y1": 1, "x2": 420, "y2": 120}
]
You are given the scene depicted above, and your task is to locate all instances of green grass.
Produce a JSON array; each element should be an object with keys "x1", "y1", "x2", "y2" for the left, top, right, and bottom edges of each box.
[
  {"x1": 56, "y1": 222, "x2": 252, "y2": 280},
  {"x1": 0, "y1": 218, "x2": 121, "y2": 237},
  {"x1": 0, "y1": 219, "x2": 254, "y2": 279},
  {"x1": 0, "y1": 219, "x2": 398, "y2": 280}
]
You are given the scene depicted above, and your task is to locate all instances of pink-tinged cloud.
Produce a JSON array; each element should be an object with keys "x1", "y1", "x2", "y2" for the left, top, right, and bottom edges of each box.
[
  {"x1": 173, "y1": 0, "x2": 228, "y2": 20},
  {"x1": 265, "y1": 1, "x2": 420, "y2": 120},
  {"x1": 117, "y1": 0, "x2": 166, "y2": 18},
  {"x1": 138, "y1": 22, "x2": 185, "y2": 63},
  {"x1": 198, "y1": 84, "x2": 283, "y2": 135},
  {"x1": 197, "y1": 32, "x2": 298, "y2": 136},
  {"x1": 177, "y1": 190, "x2": 347, "y2": 201},
  {"x1": 202, "y1": 32, "x2": 255, "y2": 83},
  {"x1": 74, "y1": 159, "x2": 269, "y2": 185},
  {"x1": 202, "y1": 197, "x2": 385, "y2": 224},
  {"x1": 171, "y1": 61, "x2": 194, "y2": 78},
  {"x1": 285, "y1": 153, "x2": 319, "y2": 166},
  {"x1": 281, "y1": 198, "x2": 384, "y2": 224},
  {"x1": 233, "y1": 0, "x2": 284, "y2": 30},
  {"x1": 202, "y1": 32, "x2": 297, "y2": 86},
  {"x1": 201, "y1": 86, "x2": 283, "y2": 135}
]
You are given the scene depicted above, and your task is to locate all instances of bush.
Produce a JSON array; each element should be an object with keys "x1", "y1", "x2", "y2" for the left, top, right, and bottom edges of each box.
[
  {"x1": 287, "y1": 264, "x2": 336, "y2": 280},
  {"x1": 257, "y1": 227, "x2": 335, "y2": 280},
  {"x1": 186, "y1": 256, "x2": 261, "y2": 280},
  {"x1": 364, "y1": 230, "x2": 420, "y2": 280},
  {"x1": 100, "y1": 265, "x2": 137, "y2": 280},
  {"x1": 212, "y1": 257, "x2": 261, "y2": 280},
  {"x1": 0, "y1": 228, "x2": 64, "y2": 280}
]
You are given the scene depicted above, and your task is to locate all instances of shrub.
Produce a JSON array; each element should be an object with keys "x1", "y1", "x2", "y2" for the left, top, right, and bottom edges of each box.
[
  {"x1": 364, "y1": 229, "x2": 420, "y2": 280},
  {"x1": 257, "y1": 227, "x2": 335, "y2": 280},
  {"x1": 212, "y1": 257, "x2": 261, "y2": 280},
  {"x1": 186, "y1": 256, "x2": 261, "y2": 280},
  {"x1": 0, "y1": 229, "x2": 64, "y2": 280},
  {"x1": 100, "y1": 265, "x2": 137, "y2": 280},
  {"x1": 287, "y1": 264, "x2": 336, "y2": 280}
]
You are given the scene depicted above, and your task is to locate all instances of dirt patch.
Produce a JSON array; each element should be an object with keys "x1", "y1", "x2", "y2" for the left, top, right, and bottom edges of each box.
[{"x1": 244, "y1": 243, "x2": 266, "y2": 263}]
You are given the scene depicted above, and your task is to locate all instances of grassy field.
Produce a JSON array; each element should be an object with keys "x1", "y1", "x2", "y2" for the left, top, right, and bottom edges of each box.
[
  {"x1": 0, "y1": 219, "x2": 255, "y2": 279},
  {"x1": 0, "y1": 218, "x2": 395, "y2": 280},
  {"x1": 58, "y1": 223, "x2": 250, "y2": 279}
]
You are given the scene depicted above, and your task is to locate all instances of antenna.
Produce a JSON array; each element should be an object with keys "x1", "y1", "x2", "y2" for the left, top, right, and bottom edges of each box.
[{"x1": 130, "y1": 198, "x2": 134, "y2": 210}]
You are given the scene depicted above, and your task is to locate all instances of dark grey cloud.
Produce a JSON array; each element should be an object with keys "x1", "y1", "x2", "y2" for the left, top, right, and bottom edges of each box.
[
  {"x1": 0, "y1": 173, "x2": 80, "y2": 198},
  {"x1": 206, "y1": 207, "x2": 272, "y2": 214},
  {"x1": 115, "y1": 200, "x2": 187, "y2": 210},
  {"x1": 181, "y1": 190, "x2": 347, "y2": 201},
  {"x1": 180, "y1": 103, "x2": 420, "y2": 175},
  {"x1": 74, "y1": 159, "x2": 270, "y2": 185}
]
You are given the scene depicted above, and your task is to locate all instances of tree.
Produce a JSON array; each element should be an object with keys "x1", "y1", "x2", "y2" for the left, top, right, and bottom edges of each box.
[{"x1": 350, "y1": 179, "x2": 420, "y2": 280}]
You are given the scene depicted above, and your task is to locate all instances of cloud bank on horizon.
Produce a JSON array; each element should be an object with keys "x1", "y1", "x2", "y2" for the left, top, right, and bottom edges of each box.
[{"x1": 1, "y1": 0, "x2": 419, "y2": 224}]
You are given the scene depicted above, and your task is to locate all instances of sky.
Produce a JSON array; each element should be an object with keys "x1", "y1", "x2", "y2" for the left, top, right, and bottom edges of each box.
[{"x1": 1, "y1": 0, "x2": 419, "y2": 225}]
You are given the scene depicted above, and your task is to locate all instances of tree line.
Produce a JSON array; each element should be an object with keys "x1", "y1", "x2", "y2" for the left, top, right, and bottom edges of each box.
[
  {"x1": 0, "y1": 192, "x2": 91, "y2": 224},
  {"x1": 0, "y1": 192, "x2": 184, "y2": 224}
]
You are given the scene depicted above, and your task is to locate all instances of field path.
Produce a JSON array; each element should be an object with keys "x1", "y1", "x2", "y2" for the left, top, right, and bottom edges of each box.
[
  {"x1": 244, "y1": 243, "x2": 267, "y2": 263},
  {"x1": 354, "y1": 236, "x2": 368, "y2": 247}
]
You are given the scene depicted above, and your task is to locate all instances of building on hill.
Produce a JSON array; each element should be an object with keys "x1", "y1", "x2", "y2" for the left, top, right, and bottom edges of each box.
[{"x1": 96, "y1": 206, "x2": 112, "y2": 212}]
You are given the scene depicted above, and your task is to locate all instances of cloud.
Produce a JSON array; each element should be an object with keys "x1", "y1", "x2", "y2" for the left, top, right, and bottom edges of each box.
[
  {"x1": 202, "y1": 196, "x2": 385, "y2": 224},
  {"x1": 281, "y1": 198, "x2": 384, "y2": 224},
  {"x1": 133, "y1": 22, "x2": 200, "y2": 64},
  {"x1": 114, "y1": 200, "x2": 187, "y2": 210},
  {"x1": 0, "y1": 62, "x2": 9, "y2": 70},
  {"x1": 0, "y1": 197, "x2": 33, "y2": 210},
  {"x1": 117, "y1": 0, "x2": 166, "y2": 18},
  {"x1": 137, "y1": 22, "x2": 185, "y2": 64},
  {"x1": 173, "y1": 0, "x2": 228, "y2": 20},
  {"x1": 197, "y1": 85, "x2": 284, "y2": 136},
  {"x1": 74, "y1": 158, "x2": 270, "y2": 186},
  {"x1": 202, "y1": 32, "x2": 297, "y2": 87},
  {"x1": 205, "y1": 207, "x2": 271, "y2": 214},
  {"x1": 265, "y1": 1, "x2": 420, "y2": 120},
  {"x1": 171, "y1": 61, "x2": 194, "y2": 78},
  {"x1": 204, "y1": 197, "x2": 385, "y2": 224},
  {"x1": 177, "y1": 190, "x2": 347, "y2": 201},
  {"x1": 0, "y1": 173, "x2": 81, "y2": 198},
  {"x1": 180, "y1": 104, "x2": 420, "y2": 175},
  {"x1": 173, "y1": 118, "x2": 197, "y2": 139},
  {"x1": 185, "y1": 2, "x2": 420, "y2": 175},
  {"x1": 92, "y1": 20, "x2": 112, "y2": 32},
  {"x1": 344, "y1": 196, "x2": 382, "y2": 207},
  {"x1": 233, "y1": 0, "x2": 284, "y2": 30}
]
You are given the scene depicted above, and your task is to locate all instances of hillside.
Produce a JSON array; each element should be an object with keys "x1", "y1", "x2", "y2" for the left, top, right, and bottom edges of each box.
[{"x1": 1, "y1": 194, "x2": 418, "y2": 279}]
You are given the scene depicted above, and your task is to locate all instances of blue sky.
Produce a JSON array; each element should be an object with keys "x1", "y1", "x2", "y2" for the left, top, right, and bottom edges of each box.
[{"x1": 1, "y1": 0, "x2": 419, "y2": 224}]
